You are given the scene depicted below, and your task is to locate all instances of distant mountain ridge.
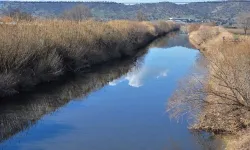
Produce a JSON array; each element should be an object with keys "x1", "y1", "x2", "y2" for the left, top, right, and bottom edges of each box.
[
  {"x1": 0, "y1": 1, "x2": 202, "y2": 20},
  {"x1": 0, "y1": 1, "x2": 249, "y2": 24}
]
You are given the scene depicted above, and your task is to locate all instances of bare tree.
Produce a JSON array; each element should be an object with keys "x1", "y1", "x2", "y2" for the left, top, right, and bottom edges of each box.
[
  {"x1": 167, "y1": 43, "x2": 250, "y2": 133},
  {"x1": 237, "y1": 13, "x2": 250, "y2": 35},
  {"x1": 136, "y1": 10, "x2": 148, "y2": 21},
  {"x1": 62, "y1": 5, "x2": 93, "y2": 21},
  {"x1": 4, "y1": 8, "x2": 33, "y2": 22}
]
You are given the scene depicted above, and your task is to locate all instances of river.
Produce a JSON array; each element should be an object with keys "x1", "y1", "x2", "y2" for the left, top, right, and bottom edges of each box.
[{"x1": 0, "y1": 33, "x2": 221, "y2": 150}]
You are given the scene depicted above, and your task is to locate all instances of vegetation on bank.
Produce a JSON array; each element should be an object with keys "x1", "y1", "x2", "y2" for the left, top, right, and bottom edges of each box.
[
  {"x1": 168, "y1": 24, "x2": 250, "y2": 149},
  {"x1": 0, "y1": 20, "x2": 179, "y2": 97}
]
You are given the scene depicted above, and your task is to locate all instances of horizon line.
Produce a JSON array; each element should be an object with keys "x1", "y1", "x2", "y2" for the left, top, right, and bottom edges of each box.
[{"x1": 0, "y1": 0, "x2": 250, "y2": 3}]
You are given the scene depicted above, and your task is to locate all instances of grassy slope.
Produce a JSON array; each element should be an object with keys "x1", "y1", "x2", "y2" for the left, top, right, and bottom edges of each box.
[{"x1": 0, "y1": 20, "x2": 179, "y2": 97}]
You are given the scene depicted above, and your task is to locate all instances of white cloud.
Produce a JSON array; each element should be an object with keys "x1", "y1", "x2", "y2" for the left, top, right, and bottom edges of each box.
[
  {"x1": 108, "y1": 79, "x2": 124, "y2": 86},
  {"x1": 109, "y1": 65, "x2": 168, "y2": 88},
  {"x1": 156, "y1": 70, "x2": 168, "y2": 79},
  {"x1": 125, "y1": 68, "x2": 145, "y2": 87}
]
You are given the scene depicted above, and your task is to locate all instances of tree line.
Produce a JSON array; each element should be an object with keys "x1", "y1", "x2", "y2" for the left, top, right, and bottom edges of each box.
[
  {"x1": 0, "y1": 4, "x2": 249, "y2": 34},
  {"x1": 0, "y1": 4, "x2": 149, "y2": 23}
]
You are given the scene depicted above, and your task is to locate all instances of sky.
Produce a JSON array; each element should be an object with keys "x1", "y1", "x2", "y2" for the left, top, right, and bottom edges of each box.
[
  {"x1": 82, "y1": 0, "x2": 185, "y2": 3},
  {"x1": 83, "y1": 0, "x2": 210, "y2": 3},
  {"x1": 69, "y1": 0, "x2": 217, "y2": 3},
  {"x1": 3, "y1": 0, "x2": 218, "y2": 3}
]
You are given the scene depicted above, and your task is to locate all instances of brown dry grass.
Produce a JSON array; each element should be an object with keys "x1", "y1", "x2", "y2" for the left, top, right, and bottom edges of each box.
[
  {"x1": 226, "y1": 28, "x2": 250, "y2": 35},
  {"x1": 226, "y1": 128, "x2": 250, "y2": 150},
  {"x1": 187, "y1": 24, "x2": 201, "y2": 33},
  {"x1": 168, "y1": 25, "x2": 250, "y2": 149},
  {"x1": 0, "y1": 20, "x2": 179, "y2": 97},
  {"x1": 193, "y1": 38, "x2": 250, "y2": 132}
]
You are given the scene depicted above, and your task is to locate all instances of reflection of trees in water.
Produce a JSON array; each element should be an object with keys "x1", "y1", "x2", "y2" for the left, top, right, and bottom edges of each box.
[
  {"x1": 167, "y1": 53, "x2": 224, "y2": 149},
  {"x1": 148, "y1": 33, "x2": 173, "y2": 48},
  {"x1": 150, "y1": 32, "x2": 195, "y2": 49},
  {"x1": 0, "y1": 47, "x2": 148, "y2": 143},
  {"x1": 190, "y1": 131, "x2": 224, "y2": 150},
  {"x1": 167, "y1": 53, "x2": 207, "y2": 122},
  {"x1": 165, "y1": 131, "x2": 223, "y2": 150}
]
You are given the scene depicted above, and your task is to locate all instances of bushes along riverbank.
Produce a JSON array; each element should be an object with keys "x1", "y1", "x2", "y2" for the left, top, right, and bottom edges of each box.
[{"x1": 169, "y1": 24, "x2": 250, "y2": 150}]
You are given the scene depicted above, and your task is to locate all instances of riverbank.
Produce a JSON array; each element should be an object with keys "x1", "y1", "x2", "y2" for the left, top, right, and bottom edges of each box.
[
  {"x1": 0, "y1": 49, "x2": 146, "y2": 143},
  {"x1": 0, "y1": 20, "x2": 179, "y2": 97},
  {"x1": 188, "y1": 25, "x2": 250, "y2": 149}
]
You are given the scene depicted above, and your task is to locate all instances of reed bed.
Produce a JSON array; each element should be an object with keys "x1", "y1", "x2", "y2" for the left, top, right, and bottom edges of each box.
[{"x1": 0, "y1": 20, "x2": 179, "y2": 97}]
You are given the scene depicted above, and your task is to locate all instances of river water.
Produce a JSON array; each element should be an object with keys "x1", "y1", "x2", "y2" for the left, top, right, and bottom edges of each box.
[{"x1": 0, "y1": 33, "x2": 220, "y2": 150}]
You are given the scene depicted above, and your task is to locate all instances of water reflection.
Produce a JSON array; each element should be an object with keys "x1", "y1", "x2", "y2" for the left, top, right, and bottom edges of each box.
[
  {"x1": 164, "y1": 130, "x2": 223, "y2": 150},
  {"x1": 150, "y1": 32, "x2": 192, "y2": 49},
  {"x1": 108, "y1": 33, "x2": 194, "y2": 88},
  {"x1": 167, "y1": 52, "x2": 224, "y2": 150},
  {"x1": 0, "y1": 33, "x2": 221, "y2": 150},
  {"x1": 0, "y1": 48, "x2": 147, "y2": 144},
  {"x1": 0, "y1": 32, "x2": 177, "y2": 144},
  {"x1": 109, "y1": 56, "x2": 168, "y2": 88}
]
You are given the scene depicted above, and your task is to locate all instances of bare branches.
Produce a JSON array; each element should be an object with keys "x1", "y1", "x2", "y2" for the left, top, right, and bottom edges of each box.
[
  {"x1": 237, "y1": 13, "x2": 250, "y2": 35},
  {"x1": 167, "y1": 31, "x2": 250, "y2": 133}
]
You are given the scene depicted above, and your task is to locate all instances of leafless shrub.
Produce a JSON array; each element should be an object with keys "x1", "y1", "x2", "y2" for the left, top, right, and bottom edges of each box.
[
  {"x1": 237, "y1": 13, "x2": 250, "y2": 35},
  {"x1": 3, "y1": 7, "x2": 34, "y2": 22},
  {"x1": 168, "y1": 31, "x2": 250, "y2": 134},
  {"x1": 9, "y1": 9, "x2": 34, "y2": 22}
]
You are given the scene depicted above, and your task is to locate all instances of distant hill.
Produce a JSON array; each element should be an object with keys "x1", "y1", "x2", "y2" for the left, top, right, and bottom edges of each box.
[
  {"x1": 186, "y1": 1, "x2": 250, "y2": 24},
  {"x1": 0, "y1": 1, "x2": 202, "y2": 20},
  {"x1": 0, "y1": 1, "x2": 249, "y2": 24}
]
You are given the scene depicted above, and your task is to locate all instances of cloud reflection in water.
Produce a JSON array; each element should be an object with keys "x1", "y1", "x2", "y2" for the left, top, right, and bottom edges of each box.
[{"x1": 109, "y1": 48, "x2": 169, "y2": 88}]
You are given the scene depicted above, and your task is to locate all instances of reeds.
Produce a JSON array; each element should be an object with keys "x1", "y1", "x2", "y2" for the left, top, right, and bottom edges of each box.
[{"x1": 0, "y1": 20, "x2": 179, "y2": 97}]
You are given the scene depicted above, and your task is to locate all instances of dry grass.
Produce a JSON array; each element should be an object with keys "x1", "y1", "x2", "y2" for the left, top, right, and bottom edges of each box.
[
  {"x1": 226, "y1": 28, "x2": 250, "y2": 35},
  {"x1": 226, "y1": 128, "x2": 250, "y2": 150},
  {"x1": 193, "y1": 39, "x2": 250, "y2": 133},
  {"x1": 187, "y1": 24, "x2": 201, "y2": 33},
  {"x1": 188, "y1": 25, "x2": 223, "y2": 48},
  {"x1": 186, "y1": 23, "x2": 216, "y2": 34},
  {"x1": 0, "y1": 20, "x2": 179, "y2": 97},
  {"x1": 168, "y1": 25, "x2": 250, "y2": 149}
]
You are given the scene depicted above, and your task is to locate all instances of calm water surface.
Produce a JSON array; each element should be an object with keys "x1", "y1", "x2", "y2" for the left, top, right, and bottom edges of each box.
[{"x1": 0, "y1": 33, "x2": 219, "y2": 150}]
